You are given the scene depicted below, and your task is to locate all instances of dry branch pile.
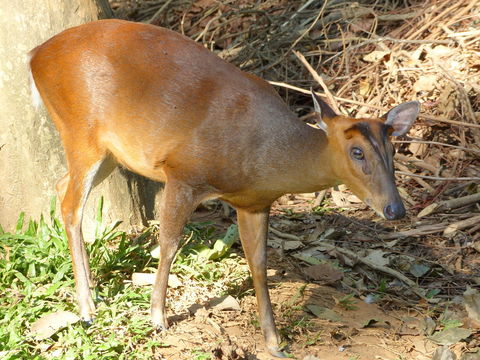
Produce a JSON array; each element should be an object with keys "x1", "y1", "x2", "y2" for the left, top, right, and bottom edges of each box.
[
  {"x1": 105, "y1": 2, "x2": 480, "y2": 356},
  {"x1": 110, "y1": 0, "x2": 480, "y2": 292},
  {"x1": 113, "y1": 0, "x2": 479, "y2": 248}
]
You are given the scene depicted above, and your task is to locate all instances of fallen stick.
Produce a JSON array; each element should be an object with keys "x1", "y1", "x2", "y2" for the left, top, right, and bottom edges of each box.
[
  {"x1": 268, "y1": 81, "x2": 480, "y2": 129},
  {"x1": 396, "y1": 163, "x2": 435, "y2": 193},
  {"x1": 392, "y1": 140, "x2": 480, "y2": 156},
  {"x1": 418, "y1": 193, "x2": 480, "y2": 218},
  {"x1": 443, "y1": 214, "x2": 480, "y2": 237},
  {"x1": 293, "y1": 50, "x2": 341, "y2": 113},
  {"x1": 437, "y1": 193, "x2": 480, "y2": 210},
  {"x1": 318, "y1": 241, "x2": 427, "y2": 300},
  {"x1": 395, "y1": 153, "x2": 437, "y2": 173},
  {"x1": 396, "y1": 171, "x2": 480, "y2": 182},
  {"x1": 379, "y1": 223, "x2": 448, "y2": 239},
  {"x1": 313, "y1": 189, "x2": 327, "y2": 207},
  {"x1": 269, "y1": 226, "x2": 303, "y2": 241}
]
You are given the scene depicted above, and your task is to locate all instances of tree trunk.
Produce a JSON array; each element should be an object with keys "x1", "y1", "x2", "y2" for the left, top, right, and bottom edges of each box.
[{"x1": 0, "y1": 0, "x2": 161, "y2": 235}]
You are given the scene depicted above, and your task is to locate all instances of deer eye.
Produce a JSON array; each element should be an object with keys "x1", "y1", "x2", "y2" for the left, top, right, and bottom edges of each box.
[{"x1": 351, "y1": 147, "x2": 364, "y2": 160}]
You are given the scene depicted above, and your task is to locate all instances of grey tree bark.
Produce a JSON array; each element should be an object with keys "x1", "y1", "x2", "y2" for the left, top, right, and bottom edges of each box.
[{"x1": 0, "y1": 0, "x2": 162, "y2": 235}]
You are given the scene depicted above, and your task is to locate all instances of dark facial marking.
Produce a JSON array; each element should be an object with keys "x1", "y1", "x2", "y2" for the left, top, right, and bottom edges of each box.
[{"x1": 352, "y1": 122, "x2": 393, "y2": 174}]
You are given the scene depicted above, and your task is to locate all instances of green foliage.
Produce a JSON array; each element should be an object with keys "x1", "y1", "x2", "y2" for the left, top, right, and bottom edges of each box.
[
  {"x1": 439, "y1": 308, "x2": 463, "y2": 331},
  {"x1": 426, "y1": 288, "x2": 441, "y2": 299},
  {"x1": 171, "y1": 223, "x2": 246, "y2": 285},
  {"x1": 191, "y1": 350, "x2": 212, "y2": 360},
  {"x1": 280, "y1": 316, "x2": 314, "y2": 340},
  {"x1": 0, "y1": 204, "x2": 72, "y2": 357},
  {"x1": 0, "y1": 199, "x2": 157, "y2": 358},
  {"x1": 186, "y1": 224, "x2": 239, "y2": 261},
  {"x1": 377, "y1": 278, "x2": 388, "y2": 293},
  {"x1": 334, "y1": 293, "x2": 358, "y2": 311},
  {"x1": 311, "y1": 205, "x2": 335, "y2": 215},
  {"x1": 0, "y1": 199, "x2": 246, "y2": 359}
]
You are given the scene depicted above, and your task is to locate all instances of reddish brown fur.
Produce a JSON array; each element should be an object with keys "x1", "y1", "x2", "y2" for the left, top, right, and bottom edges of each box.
[
  {"x1": 29, "y1": 19, "x2": 410, "y2": 357},
  {"x1": 30, "y1": 20, "x2": 336, "y2": 209}
]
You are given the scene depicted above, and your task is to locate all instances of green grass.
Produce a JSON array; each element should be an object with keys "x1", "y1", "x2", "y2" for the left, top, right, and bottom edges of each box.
[{"x1": 0, "y1": 199, "x2": 249, "y2": 359}]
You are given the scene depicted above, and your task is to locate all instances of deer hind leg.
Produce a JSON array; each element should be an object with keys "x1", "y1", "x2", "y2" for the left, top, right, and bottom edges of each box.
[
  {"x1": 57, "y1": 156, "x2": 116, "y2": 292},
  {"x1": 59, "y1": 150, "x2": 114, "y2": 322}
]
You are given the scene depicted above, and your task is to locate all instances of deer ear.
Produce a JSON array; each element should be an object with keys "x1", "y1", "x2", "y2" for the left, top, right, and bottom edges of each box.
[
  {"x1": 384, "y1": 101, "x2": 420, "y2": 136},
  {"x1": 311, "y1": 89, "x2": 337, "y2": 134}
]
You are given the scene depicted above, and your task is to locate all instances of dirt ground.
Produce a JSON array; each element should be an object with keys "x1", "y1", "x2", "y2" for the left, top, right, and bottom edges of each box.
[
  {"x1": 156, "y1": 253, "x2": 438, "y2": 360},
  {"x1": 150, "y1": 198, "x2": 479, "y2": 360},
  {"x1": 103, "y1": 1, "x2": 480, "y2": 359}
]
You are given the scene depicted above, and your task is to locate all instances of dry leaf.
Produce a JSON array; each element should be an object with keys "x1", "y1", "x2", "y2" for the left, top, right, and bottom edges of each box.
[
  {"x1": 303, "y1": 264, "x2": 344, "y2": 284},
  {"x1": 322, "y1": 227, "x2": 346, "y2": 240},
  {"x1": 359, "y1": 80, "x2": 372, "y2": 96},
  {"x1": 432, "y1": 346, "x2": 457, "y2": 360},
  {"x1": 461, "y1": 351, "x2": 480, "y2": 360},
  {"x1": 428, "y1": 45, "x2": 453, "y2": 59},
  {"x1": 167, "y1": 274, "x2": 182, "y2": 288},
  {"x1": 30, "y1": 311, "x2": 80, "y2": 340},
  {"x1": 417, "y1": 203, "x2": 439, "y2": 218},
  {"x1": 363, "y1": 50, "x2": 390, "y2": 63},
  {"x1": 132, "y1": 272, "x2": 155, "y2": 286},
  {"x1": 413, "y1": 74, "x2": 437, "y2": 93},
  {"x1": 363, "y1": 249, "x2": 390, "y2": 267},
  {"x1": 421, "y1": 316, "x2": 437, "y2": 336},
  {"x1": 150, "y1": 245, "x2": 160, "y2": 259},
  {"x1": 305, "y1": 304, "x2": 343, "y2": 322},
  {"x1": 448, "y1": 149, "x2": 465, "y2": 160},
  {"x1": 424, "y1": 152, "x2": 442, "y2": 169},
  {"x1": 331, "y1": 187, "x2": 351, "y2": 207},
  {"x1": 132, "y1": 273, "x2": 182, "y2": 288},
  {"x1": 463, "y1": 287, "x2": 480, "y2": 323},
  {"x1": 267, "y1": 238, "x2": 304, "y2": 251},
  {"x1": 350, "y1": 17, "x2": 374, "y2": 33},
  {"x1": 411, "y1": 45, "x2": 426, "y2": 61},
  {"x1": 429, "y1": 327, "x2": 472, "y2": 345},
  {"x1": 346, "y1": 194, "x2": 362, "y2": 203},
  {"x1": 209, "y1": 295, "x2": 241, "y2": 311},
  {"x1": 408, "y1": 127, "x2": 429, "y2": 156},
  {"x1": 409, "y1": 263, "x2": 430, "y2": 277},
  {"x1": 437, "y1": 82, "x2": 457, "y2": 118}
]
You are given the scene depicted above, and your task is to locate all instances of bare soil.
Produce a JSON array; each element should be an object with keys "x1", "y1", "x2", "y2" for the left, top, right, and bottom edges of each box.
[
  {"x1": 105, "y1": 1, "x2": 480, "y2": 359},
  {"x1": 148, "y1": 198, "x2": 479, "y2": 360}
]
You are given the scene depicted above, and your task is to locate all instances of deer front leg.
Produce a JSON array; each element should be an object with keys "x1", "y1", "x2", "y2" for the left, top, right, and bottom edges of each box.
[
  {"x1": 236, "y1": 208, "x2": 285, "y2": 358},
  {"x1": 150, "y1": 180, "x2": 199, "y2": 329}
]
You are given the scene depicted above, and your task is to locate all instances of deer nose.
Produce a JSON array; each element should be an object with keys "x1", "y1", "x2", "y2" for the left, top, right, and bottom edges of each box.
[{"x1": 384, "y1": 202, "x2": 405, "y2": 220}]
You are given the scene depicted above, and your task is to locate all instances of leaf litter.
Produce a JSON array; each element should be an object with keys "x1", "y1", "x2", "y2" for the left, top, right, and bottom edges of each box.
[{"x1": 99, "y1": 0, "x2": 480, "y2": 359}]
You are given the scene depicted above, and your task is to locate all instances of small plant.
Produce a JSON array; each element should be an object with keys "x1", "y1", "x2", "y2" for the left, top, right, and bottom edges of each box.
[
  {"x1": 426, "y1": 288, "x2": 441, "y2": 299},
  {"x1": 280, "y1": 208, "x2": 304, "y2": 218},
  {"x1": 377, "y1": 278, "x2": 388, "y2": 293},
  {"x1": 439, "y1": 308, "x2": 463, "y2": 330},
  {"x1": 191, "y1": 349, "x2": 212, "y2": 360},
  {"x1": 333, "y1": 293, "x2": 358, "y2": 310},
  {"x1": 312, "y1": 205, "x2": 335, "y2": 215},
  {"x1": 280, "y1": 315, "x2": 315, "y2": 345},
  {"x1": 304, "y1": 331, "x2": 324, "y2": 346},
  {"x1": 168, "y1": 222, "x2": 249, "y2": 286}
]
